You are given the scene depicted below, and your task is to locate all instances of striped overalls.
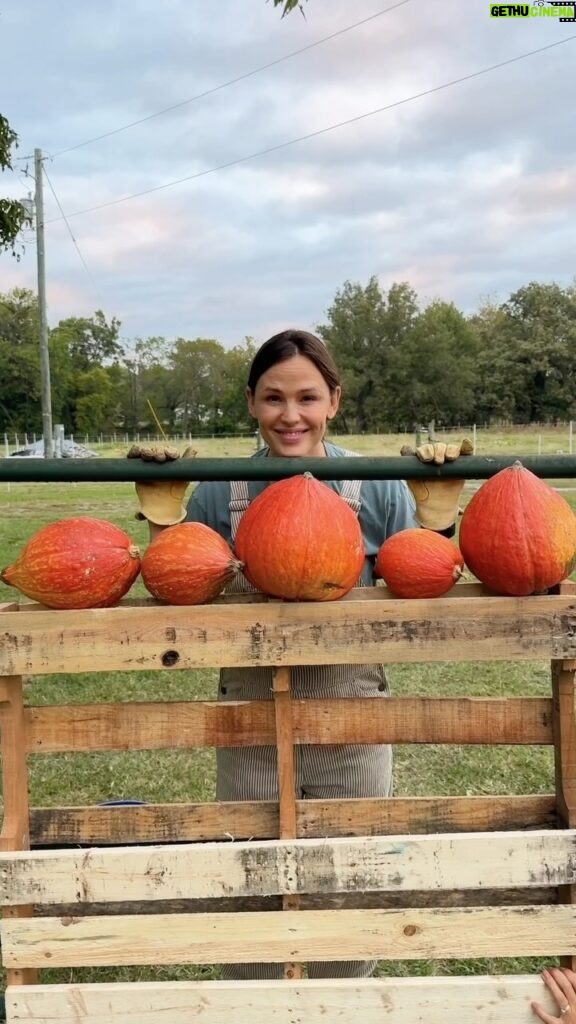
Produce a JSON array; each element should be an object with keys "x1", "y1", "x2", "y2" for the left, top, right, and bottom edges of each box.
[{"x1": 217, "y1": 471, "x2": 392, "y2": 980}]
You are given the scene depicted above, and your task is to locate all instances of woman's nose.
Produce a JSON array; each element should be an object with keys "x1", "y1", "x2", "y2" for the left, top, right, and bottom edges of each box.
[{"x1": 280, "y1": 403, "x2": 299, "y2": 423}]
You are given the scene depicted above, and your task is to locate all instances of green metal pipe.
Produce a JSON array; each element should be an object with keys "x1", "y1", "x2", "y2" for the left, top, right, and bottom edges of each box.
[{"x1": 0, "y1": 455, "x2": 575, "y2": 483}]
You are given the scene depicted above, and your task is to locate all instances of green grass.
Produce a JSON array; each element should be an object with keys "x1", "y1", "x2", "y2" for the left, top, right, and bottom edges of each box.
[{"x1": 0, "y1": 428, "x2": 573, "y2": 987}]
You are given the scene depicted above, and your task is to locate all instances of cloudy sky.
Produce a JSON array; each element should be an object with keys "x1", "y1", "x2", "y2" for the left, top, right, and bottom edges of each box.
[{"x1": 1, "y1": 0, "x2": 575, "y2": 348}]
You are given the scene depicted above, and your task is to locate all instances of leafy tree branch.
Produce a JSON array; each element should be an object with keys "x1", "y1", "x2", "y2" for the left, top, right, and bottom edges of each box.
[
  {"x1": 270, "y1": 0, "x2": 308, "y2": 16},
  {"x1": 0, "y1": 114, "x2": 31, "y2": 258}
]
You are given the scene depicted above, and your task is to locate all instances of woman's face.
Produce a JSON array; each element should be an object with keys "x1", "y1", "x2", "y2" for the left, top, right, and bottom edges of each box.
[{"x1": 246, "y1": 354, "x2": 341, "y2": 458}]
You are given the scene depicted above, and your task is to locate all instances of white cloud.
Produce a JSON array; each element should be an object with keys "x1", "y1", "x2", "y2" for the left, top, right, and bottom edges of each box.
[{"x1": 1, "y1": 0, "x2": 574, "y2": 344}]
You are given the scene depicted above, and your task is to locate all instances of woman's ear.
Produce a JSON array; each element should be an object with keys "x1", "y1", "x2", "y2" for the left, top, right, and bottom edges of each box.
[
  {"x1": 246, "y1": 386, "x2": 256, "y2": 418},
  {"x1": 327, "y1": 386, "x2": 342, "y2": 420}
]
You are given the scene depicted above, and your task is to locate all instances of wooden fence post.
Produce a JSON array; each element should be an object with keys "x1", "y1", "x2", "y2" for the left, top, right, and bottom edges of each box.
[
  {"x1": 272, "y1": 666, "x2": 302, "y2": 980},
  {"x1": 0, "y1": 675, "x2": 37, "y2": 986}
]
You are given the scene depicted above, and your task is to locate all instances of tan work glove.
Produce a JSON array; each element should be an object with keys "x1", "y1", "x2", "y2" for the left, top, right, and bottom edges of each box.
[
  {"x1": 127, "y1": 443, "x2": 197, "y2": 526},
  {"x1": 400, "y1": 438, "x2": 473, "y2": 531}
]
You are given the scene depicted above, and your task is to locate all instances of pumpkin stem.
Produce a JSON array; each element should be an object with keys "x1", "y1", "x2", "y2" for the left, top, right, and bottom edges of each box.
[{"x1": 512, "y1": 460, "x2": 524, "y2": 470}]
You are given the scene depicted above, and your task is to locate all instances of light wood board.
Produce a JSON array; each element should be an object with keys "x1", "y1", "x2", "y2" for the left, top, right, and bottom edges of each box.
[
  {"x1": 3, "y1": 975, "x2": 560, "y2": 1024},
  {"x1": 1, "y1": 831, "x2": 575, "y2": 904}
]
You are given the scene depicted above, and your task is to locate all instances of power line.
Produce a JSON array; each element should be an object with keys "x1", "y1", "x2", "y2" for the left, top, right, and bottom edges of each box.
[
  {"x1": 45, "y1": 33, "x2": 576, "y2": 225},
  {"x1": 42, "y1": 163, "x2": 104, "y2": 307},
  {"x1": 49, "y1": 0, "x2": 413, "y2": 159}
]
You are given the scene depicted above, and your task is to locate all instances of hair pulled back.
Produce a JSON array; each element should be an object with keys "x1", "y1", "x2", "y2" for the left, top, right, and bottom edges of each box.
[{"x1": 247, "y1": 329, "x2": 340, "y2": 394}]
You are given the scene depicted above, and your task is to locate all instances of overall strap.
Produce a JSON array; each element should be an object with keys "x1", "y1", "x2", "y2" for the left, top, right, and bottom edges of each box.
[
  {"x1": 338, "y1": 449, "x2": 363, "y2": 514},
  {"x1": 339, "y1": 476, "x2": 362, "y2": 514},
  {"x1": 227, "y1": 479, "x2": 257, "y2": 594},
  {"x1": 337, "y1": 450, "x2": 365, "y2": 588},
  {"x1": 230, "y1": 467, "x2": 362, "y2": 535},
  {"x1": 338, "y1": 468, "x2": 360, "y2": 589},
  {"x1": 229, "y1": 479, "x2": 251, "y2": 543}
]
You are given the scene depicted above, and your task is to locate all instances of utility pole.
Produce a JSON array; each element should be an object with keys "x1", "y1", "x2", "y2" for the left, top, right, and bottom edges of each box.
[{"x1": 34, "y1": 148, "x2": 53, "y2": 458}]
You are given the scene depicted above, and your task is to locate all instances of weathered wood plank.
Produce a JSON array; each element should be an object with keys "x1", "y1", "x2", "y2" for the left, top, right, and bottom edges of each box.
[
  {"x1": 553, "y1": 660, "x2": 576, "y2": 827},
  {"x1": 272, "y1": 668, "x2": 297, "y2": 839},
  {"x1": 30, "y1": 800, "x2": 281, "y2": 845},
  {"x1": 26, "y1": 701, "x2": 277, "y2": 751},
  {"x1": 552, "y1": 658, "x2": 576, "y2": 969},
  {"x1": 29, "y1": 794, "x2": 558, "y2": 846},
  {"x1": 3, "y1": 905, "x2": 576, "y2": 967},
  {"x1": 297, "y1": 793, "x2": 559, "y2": 838},
  {"x1": 0, "y1": 677, "x2": 30, "y2": 853},
  {"x1": 271, "y1": 666, "x2": 302, "y2": 979},
  {"x1": 1, "y1": 831, "x2": 575, "y2": 905},
  {"x1": 37, "y1": 886, "x2": 559, "y2": 918},
  {"x1": 4, "y1": 975, "x2": 559, "y2": 1024},
  {"x1": 0, "y1": 676, "x2": 38, "y2": 988},
  {"x1": 25, "y1": 695, "x2": 553, "y2": 752},
  {"x1": 291, "y1": 696, "x2": 552, "y2": 745},
  {"x1": 1, "y1": 593, "x2": 575, "y2": 673}
]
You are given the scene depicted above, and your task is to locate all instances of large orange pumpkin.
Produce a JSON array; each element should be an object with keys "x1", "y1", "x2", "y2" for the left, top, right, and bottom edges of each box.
[
  {"x1": 0, "y1": 517, "x2": 141, "y2": 608},
  {"x1": 375, "y1": 528, "x2": 464, "y2": 599},
  {"x1": 459, "y1": 461, "x2": 576, "y2": 596},
  {"x1": 234, "y1": 473, "x2": 365, "y2": 601},
  {"x1": 141, "y1": 522, "x2": 243, "y2": 604}
]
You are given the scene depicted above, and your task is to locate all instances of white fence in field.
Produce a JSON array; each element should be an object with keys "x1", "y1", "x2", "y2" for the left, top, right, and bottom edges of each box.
[
  {"x1": 2, "y1": 422, "x2": 575, "y2": 457},
  {"x1": 1, "y1": 431, "x2": 261, "y2": 458}
]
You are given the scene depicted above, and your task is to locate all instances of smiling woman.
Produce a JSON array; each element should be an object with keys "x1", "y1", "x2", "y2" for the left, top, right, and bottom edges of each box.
[
  {"x1": 128, "y1": 327, "x2": 473, "y2": 982},
  {"x1": 131, "y1": 328, "x2": 417, "y2": 980},
  {"x1": 245, "y1": 330, "x2": 341, "y2": 457}
]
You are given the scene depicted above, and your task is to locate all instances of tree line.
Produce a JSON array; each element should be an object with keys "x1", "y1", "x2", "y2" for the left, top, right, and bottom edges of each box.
[
  {"x1": 320, "y1": 278, "x2": 576, "y2": 432},
  {"x1": 1, "y1": 278, "x2": 574, "y2": 438}
]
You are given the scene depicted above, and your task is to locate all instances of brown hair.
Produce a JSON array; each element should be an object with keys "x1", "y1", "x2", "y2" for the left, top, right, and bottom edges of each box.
[{"x1": 247, "y1": 329, "x2": 340, "y2": 393}]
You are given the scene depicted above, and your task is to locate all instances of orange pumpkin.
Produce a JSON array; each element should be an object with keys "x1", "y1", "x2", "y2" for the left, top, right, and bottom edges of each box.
[
  {"x1": 141, "y1": 522, "x2": 242, "y2": 604},
  {"x1": 0, "y1": 517, "x2": 140, "y2": 608},
  {"x1": 375, "y1": 528, "x2": 464, "y2": 598},
  {"x1": 234, "y1": 473, "x2": 365, "y2": 601},
  {"x1": 459, "y1": 461, "x2": 576, "y2": 596}
]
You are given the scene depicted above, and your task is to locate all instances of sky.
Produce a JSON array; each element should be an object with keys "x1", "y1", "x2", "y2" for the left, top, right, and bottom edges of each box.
[{"x1": 1, "y1": 0, "x2": 575, "y2": 349}]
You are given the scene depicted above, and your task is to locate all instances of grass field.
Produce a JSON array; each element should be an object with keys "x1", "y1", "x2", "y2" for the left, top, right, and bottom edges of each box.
[{"x1": 0, "y1": 427, "x2": 575, "y2": 986}]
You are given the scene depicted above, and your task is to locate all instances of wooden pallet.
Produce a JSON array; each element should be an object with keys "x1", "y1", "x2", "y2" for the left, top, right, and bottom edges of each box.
[{"x1": 1, "y1": 580, "x2": 575, "y2": 1022}]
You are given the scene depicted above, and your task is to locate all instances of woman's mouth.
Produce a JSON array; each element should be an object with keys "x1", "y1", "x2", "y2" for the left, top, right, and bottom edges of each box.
[{"x1": 277, "y1": 431, "x2": 307, "y2": 442}]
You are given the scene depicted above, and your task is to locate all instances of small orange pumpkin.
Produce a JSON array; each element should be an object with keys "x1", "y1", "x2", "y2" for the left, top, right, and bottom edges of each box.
[
  {"x1": 459, "y1": 461, "x2": 576, "y2": 596},
  {"x1": 141, "y1": 522, "x2": 243, "y2": 604},
  {"x1": 0, "y1": 517, "x2": 141, "y2": 608},
  {"x1": 375, "y1": 528, "x2": 464, "y2": 598},
  {"x1": 234, "y1": 473, "x2": 365, "y2": 601}
]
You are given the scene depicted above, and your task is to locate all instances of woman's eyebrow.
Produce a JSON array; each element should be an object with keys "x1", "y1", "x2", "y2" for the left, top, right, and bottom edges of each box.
[{"x1": 260, "y1": 385, "x2": 320, "y2": 394}]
